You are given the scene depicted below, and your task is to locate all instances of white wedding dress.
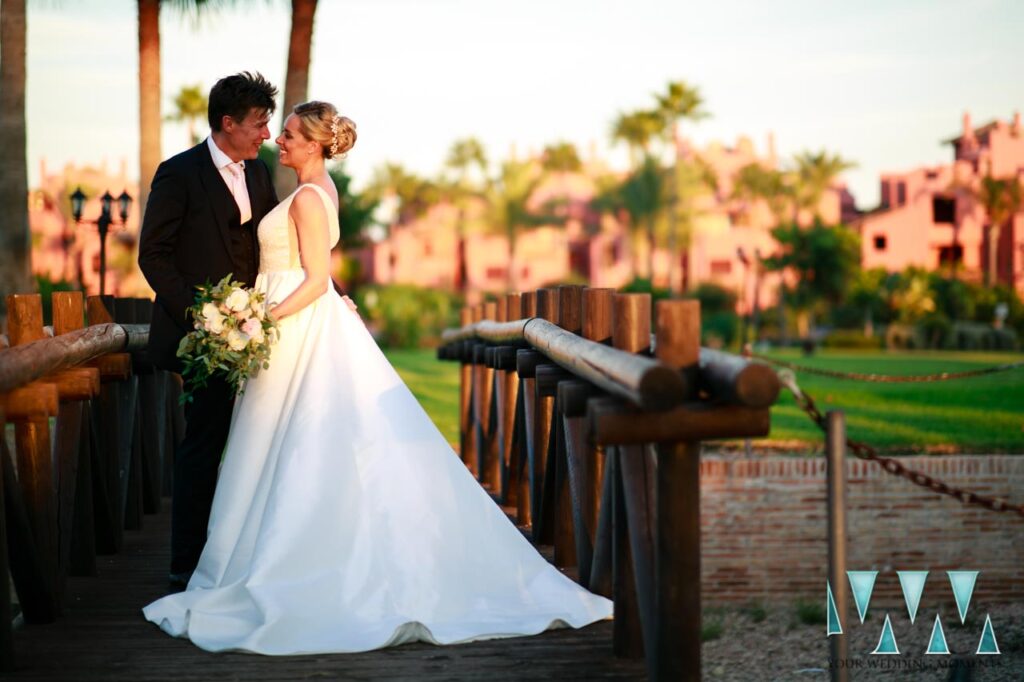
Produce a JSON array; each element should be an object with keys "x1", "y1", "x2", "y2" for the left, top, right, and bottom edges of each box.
[{"x1": 142, "y1": 183, "x2": 612, "y2": 654}]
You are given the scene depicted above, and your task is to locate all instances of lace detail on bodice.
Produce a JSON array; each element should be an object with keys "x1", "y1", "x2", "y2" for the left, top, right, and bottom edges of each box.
[{"x1": 257, "y1": 183, "x2": 341, "y2": 273}]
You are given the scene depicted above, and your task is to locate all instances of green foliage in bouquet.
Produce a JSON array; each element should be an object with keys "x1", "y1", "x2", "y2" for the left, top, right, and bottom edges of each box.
[{"x1": 176, "y1": 274, "x2": 279, "y2": 403}]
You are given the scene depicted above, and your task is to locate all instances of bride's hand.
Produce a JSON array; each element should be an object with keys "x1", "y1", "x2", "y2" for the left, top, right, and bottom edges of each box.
[{"x1": 341, "y1": 295, "x2": 358, "y2": 313}]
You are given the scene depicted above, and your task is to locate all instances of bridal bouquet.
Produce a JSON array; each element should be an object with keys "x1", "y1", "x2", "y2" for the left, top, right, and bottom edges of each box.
[{"x1": 176, "y1": 274, "x2": 279, "y2": 403}]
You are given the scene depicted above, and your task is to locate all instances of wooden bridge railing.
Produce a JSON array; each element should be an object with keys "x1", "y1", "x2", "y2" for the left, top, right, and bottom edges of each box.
[
  {"x1": 0, "y1": 292, "x2": 181, "y2": 672},
  {"x1": 437, "y1": 285, "x2": 781, "y2": 682}
]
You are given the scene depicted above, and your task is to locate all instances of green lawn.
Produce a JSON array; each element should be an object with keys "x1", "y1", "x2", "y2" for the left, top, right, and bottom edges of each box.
[
  {"x1": 761, "y1": 349, "x2": 1024, "y2": 452},
  {"x1": 385, "y1": 348, "x2": 1024, "y2": 454}
]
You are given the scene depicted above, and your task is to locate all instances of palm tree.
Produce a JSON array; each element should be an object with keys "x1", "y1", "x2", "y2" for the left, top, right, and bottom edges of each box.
[
  {"x1": 610, "y1": 110, "x2": 662, "y2": 168},
  {"x1": 365, "y1": 162, "x2": 440, "y2": 225},
  {"x1": 654, "y1": 80, "x2": 708, "y2": 292},
  {"x1": 665, "y1": 157, "x2": 717, "y2": 293},
  {"x1": 444, "y1": 138, "x2": 489, "y2": 293},
  {"x1": 619, "y1": 156, "x2": 666, "y2": 281},
  {"x1": 976, "y1": 176, "x2": 1023, "y2": 287},
  {"x1": 273, "y1": 0, "x2": 320, "y2": 198},
  {"x1": 0, "y1": 0, "x2": 31, "y2": 309},
  {"x1": 791, "y1": 150, "x2": 855, "y2": 223},
  {"x1": 654, "y1": 81, "x2": 708, "y2": 146},
  {"x1": 137, "y1": 0, "x2": 221, "y2": 214},
  {"x1": 541, "y1": 142, "x2": 582, "y2": 174},
  {"x1": 486, "y1": 158, "x2": 549, "y2": 290},
  {"x1": 166, "y1": 84, "x2": 208, "y2": 147},
  {"x1": 731, "y1": 163, "x2": 791, "y2": 226}
]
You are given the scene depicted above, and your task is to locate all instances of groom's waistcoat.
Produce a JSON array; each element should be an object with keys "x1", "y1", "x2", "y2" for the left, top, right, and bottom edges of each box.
[{"x1": 138, "y1": 142, "x2": 278, "y2": 373}]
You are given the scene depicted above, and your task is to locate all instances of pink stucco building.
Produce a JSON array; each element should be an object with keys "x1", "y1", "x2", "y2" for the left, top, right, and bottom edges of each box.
[{"x1": 855, "y1": 112, "x2": 1024, "y2": 294}]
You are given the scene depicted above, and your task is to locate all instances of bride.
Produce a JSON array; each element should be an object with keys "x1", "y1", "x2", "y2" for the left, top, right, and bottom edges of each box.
[{"x1": 141, "y1": 101, "x2": 613, "y2": 654}]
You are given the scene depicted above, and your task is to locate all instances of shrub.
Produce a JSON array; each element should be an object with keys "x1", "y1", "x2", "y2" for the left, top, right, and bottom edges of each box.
[
  {"x1": 35, "y1": 275, "x2": 78, "y2": 326},
  {"x1": 620, "y1": 277, "x2": 671, "y2": 302},
  {"x1": 795, "y1": 599, "x2": 827, "y2": 626},
  {"x1": 822, "y1": 329, "x2": 883, "y2": 349},
  {"x1": 946, "y1": 321, "x2": 1019, "y2": 351},
  {"x1": 354, "y1": 284, "x2": 462, "y2": 348},
  {"x1": 701, "y1": 619, "x2": 724, "y2": 642}
]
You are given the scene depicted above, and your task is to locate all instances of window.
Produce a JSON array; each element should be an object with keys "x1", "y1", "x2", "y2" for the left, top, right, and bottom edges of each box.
[
  {"x1": 874, "y1": 235, "x2": 887, "y2": 251},
  {"x1": 896, "y1": 182, "x2": 907, "y2": 206},
  {"x1": 932, "y1": 196, "x2": 956, "y2": 224},
  {"x1": 710, "y1": 260, "x2": 732, "y2": 275},
  {"x1": 485, "y1": 266, "x2": 507, "y2": 280},
  {"x1": 925, "y1": 170, "x2": 939, "y2": 180},
  {"x1": 938, "y1": 245, "x2": 963, "y2": 266}
]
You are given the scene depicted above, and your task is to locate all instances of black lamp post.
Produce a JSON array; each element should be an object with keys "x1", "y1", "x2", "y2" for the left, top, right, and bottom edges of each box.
[{"x1": 69, "y1": 186, "x2": 133, "y2": 296}]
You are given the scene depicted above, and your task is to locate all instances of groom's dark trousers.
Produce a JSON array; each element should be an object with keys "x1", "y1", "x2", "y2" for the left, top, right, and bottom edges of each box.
[{"x1": 138, "y1": 141, "x2": 277, "y2": 575}]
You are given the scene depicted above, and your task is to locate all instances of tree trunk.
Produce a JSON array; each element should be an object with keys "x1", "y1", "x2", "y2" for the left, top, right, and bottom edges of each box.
[
  {"x1": 274, "y1": 0, "x2": 319, "y2": 199},
  {"x1": 646, "y1": 216, "x2": 656, "y2": 285},
  {"x1": 0, "y1": 0, "x2": 31, "y2": 312},
  {"x1": 137, "y1": 0, "x2": 161, "y2": 216},
  {"x1": 986, "y1": 223, "x2": 1001, "y2": 288}
]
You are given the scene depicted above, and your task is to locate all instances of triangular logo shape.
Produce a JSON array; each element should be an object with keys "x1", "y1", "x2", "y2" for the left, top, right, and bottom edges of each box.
[
  {"x1": 897, "y1": 571, "x2": 928, "y2": 624},
  {"x1": 847, "y1": 570, "x2": 878, "y2": 624},
  {"x1": 976, "y1": 614, "x2": 1000, "y2": 655},
  {"x1": 871, "y1": 613, "x2": 900, "y2": 655},
  {"x1": 947, "y1": 571, "x2": 978, "y2": 624},
  {"x1": 827, "y1": 580, "x2": 842, "y2": 636},
  {"x1": 926, "y1": 614, "x2": 950, "y2": 655}
]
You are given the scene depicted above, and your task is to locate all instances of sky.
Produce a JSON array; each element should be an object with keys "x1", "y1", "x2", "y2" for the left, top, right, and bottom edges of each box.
[{"x1": 24, "y1": 0, "x2": 1024, "y2": 209}]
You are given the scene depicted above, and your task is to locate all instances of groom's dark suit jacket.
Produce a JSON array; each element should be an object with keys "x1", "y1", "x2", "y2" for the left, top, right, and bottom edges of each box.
[{"x1": 138, "y1": 142, "x2": 278, "y2": 373}]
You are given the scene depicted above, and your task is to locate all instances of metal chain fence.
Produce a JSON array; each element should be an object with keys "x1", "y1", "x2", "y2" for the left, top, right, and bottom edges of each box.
[{"x1": 754, "y1": 354, "x2": 1024, "y2": 383}]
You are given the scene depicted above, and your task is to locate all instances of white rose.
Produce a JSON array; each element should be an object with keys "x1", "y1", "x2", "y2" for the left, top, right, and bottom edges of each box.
[
  {"x1": 225, "y1": 288, "x2": 251, "y2": 312},
  {"x1": 226, "y1": 329, "x2": 249, "y2": 351},
  {"x1": 251, "y1": 299, "x2": 266, "y2": 321},
  {"x1": 201, "y1": 302, "x2": 226, "y2": 334}
]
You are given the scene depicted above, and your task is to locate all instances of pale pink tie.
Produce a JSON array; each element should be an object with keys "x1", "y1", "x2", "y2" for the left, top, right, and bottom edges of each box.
[{"x1": 227, "y1": 162, "x2": 252, "y2": 224}]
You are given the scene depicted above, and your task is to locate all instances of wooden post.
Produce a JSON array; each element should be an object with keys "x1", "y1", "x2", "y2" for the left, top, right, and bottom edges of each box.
[
  {"x1": 652, "y1": 299, "x2": 702, "y2": 682},
  {"x1": 5, "y1": 295, "x2": 61, "y2": 616},
  {"x1": 827, "y1": 411, "x2": 849, "y2": 682},
  {"x1": 458, "y1": 306, "x2": 473, "y2": 468},
  {"x1": 0, "y1": 409, "x2": 12, "y2": 671},
  {"x1": 612, "y1": 447, "x2": 644, "y2": 658},
  {"x1": 474, "y1": 301, "x2": 497, "y2": 486},
  {"x1": 609, "y1": 292, "x2": 651, "y2": 660},
  {"x1": 582, "y1": 288, "x2": 614, "y2": 595},
  {"x1": 551, "y1": 286, "x2": 583, "y2": 568},
  {"x1": 494, "y1": 292, "x2": 522, "y2": 503},
  {"x1": 583, "y1": 288, "x2": 614, "y2": 344}
]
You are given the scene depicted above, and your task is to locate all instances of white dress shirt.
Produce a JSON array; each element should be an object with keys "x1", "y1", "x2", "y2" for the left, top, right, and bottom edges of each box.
[{"x1": 207, "y1": 136, "x2": 252, "y2": 224}]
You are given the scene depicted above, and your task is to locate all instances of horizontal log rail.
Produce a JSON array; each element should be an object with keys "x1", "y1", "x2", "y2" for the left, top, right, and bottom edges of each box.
[
  {"x1": 0, "y1": 323, "x2": 149, "y2": 394},
  {"x1": 439, "y1": 319, "x2": 779, "y2": 411}
]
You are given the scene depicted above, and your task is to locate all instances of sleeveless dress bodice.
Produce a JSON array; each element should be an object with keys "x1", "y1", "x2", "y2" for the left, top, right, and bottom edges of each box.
[{"x1": 257, "y1": 183, "x2": 340, "y2": 273}]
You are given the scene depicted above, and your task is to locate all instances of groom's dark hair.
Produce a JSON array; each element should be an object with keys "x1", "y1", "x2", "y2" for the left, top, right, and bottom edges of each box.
[{"x1": 208, "y1": 72, "x2": 278, "y2": 131}]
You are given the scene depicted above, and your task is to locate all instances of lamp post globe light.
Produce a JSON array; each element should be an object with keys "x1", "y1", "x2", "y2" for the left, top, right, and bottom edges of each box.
[{"x1": 68, "y1": 186, "x2": 133, "y2": 296}]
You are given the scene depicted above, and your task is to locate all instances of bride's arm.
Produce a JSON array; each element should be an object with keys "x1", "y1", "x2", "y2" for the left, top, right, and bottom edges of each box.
[{"x1": 267, "y1": 188, "x2": 331, "y2": 320}]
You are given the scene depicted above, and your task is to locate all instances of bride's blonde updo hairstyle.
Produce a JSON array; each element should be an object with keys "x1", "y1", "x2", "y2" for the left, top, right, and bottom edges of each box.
[{"x1": 292, "y1": 101, "x2": 357, "y2": 159}]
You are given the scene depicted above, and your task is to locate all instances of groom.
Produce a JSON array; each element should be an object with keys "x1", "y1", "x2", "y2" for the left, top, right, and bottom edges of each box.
[{"x1": 138, "y1": 72, "x2": 279, "y2": 588}]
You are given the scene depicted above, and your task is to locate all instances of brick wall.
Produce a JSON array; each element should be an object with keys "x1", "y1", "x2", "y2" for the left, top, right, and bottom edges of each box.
[{"x1": 700, "y1": 455, "x2": 1024, "y2": 608}]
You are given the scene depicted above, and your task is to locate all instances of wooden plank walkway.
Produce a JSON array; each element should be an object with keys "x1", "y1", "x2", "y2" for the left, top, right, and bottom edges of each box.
[{"x1": 7, "y1": 499, "x2": 645, "y2": 681}]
